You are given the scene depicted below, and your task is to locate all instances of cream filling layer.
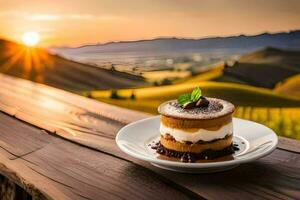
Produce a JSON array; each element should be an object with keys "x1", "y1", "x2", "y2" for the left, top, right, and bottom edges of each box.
[{"x1": 160, "y1": 122, "x2": 233, "y2": 143}]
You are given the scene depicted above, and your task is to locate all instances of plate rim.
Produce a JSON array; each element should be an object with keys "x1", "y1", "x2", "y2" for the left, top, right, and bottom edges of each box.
[{"x1": 116, "y1": 116, "x2": 278, "y2": 168}]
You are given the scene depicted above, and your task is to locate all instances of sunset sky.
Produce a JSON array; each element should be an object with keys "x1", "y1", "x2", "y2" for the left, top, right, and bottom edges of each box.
[{"x1": 1, "y1": 0, "x2": 300, "y2": 47}]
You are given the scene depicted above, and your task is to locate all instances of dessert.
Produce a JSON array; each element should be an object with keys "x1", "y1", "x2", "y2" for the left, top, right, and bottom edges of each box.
[{"x1": 154, "y1": 87, "x2": 237, "y2": 162}]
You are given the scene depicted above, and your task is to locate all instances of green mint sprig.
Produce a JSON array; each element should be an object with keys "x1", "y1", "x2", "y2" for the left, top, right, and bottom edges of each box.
[{"x1": 177, "y1": 87, "x2": 202, "y2": 107}]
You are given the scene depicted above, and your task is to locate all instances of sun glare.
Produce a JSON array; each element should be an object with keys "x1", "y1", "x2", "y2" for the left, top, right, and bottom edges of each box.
[{"x1": 22, "y1": 32, "x2": 40, "y2": 47}]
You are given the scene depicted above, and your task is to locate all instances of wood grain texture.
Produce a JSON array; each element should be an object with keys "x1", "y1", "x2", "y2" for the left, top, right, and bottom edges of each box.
[
  {"x1": 149, "y1": 149, "x2": 300, "y2": 200},
  {"x1": 0, "y1": 73, "x2": 300, "y2": 200},
  {"x1": 0, "y1": 114, "x2": 50, "y2": 158},
  {"x1": 0, "y1": 113, "x2": 193, "y2": 200},
  {"x1": 278, "y1": 136, "x2": 300, "y2": 153}
]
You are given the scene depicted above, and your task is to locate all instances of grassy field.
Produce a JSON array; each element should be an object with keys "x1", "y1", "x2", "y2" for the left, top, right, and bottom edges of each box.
[
  {"x1": 174, "y1": 64, "x2": 224, "y2": 83},
  {"x1": 85, "y1": 81, "x2": 300, "y2": 139},
  {"x1": 87, "y1": 82, "x2": 300, "y2": 107},
  {"x1": 218, "y1": 47, "x2": 300, "y2": 88},
  {"x1": 223, "y1": 62, "x2": 297, "y2": 88},
  {"x1": 143, "y1": 70, "x2": 191, "y2": 82},
  {"x1": 275, "y1": 74, "x2": 300, "y2": 99},
  {"x1": 235, "y1": 107, "x2": 300, "y2": 140}
]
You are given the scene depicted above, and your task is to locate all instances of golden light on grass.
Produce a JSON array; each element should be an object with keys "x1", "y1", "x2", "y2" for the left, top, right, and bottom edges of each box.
[{"x1": 22, "y1": 32, "x2": 40, "y2": 47}]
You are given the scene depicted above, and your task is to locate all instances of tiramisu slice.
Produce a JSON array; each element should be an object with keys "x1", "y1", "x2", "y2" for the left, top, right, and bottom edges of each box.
[{"x1": 155, "y1": 87, "x2": 236, "y2": 162}]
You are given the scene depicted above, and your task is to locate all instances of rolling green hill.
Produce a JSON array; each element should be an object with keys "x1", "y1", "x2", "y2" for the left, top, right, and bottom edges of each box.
[
  {"x1": 239, "y1": 47, "x2": 300, "y2": 68},
  {"x1": 0, "y1": 39, "x2": 146, "y2": 92},
  {"x1": 174, "y1": 63, "x2": 224, "y2": 84},
  {"x1": 223, "y1": 62, "x2": 298, "y2": 88},
  {"x1": 170, "y1": 47, "x2": 300, "y2": 89},
  {"x1": 275, "y1": 74, "x2": 300, "y2": 98},
  {"x1": 86, "y1": 81, "x2": 300, "y2": 113},
  {"x1": 174, "y1": 62, "x2": 252, "y2": 86},
  {"x1": 221, "y1": 47, "x2": 300, "y2": 88}
]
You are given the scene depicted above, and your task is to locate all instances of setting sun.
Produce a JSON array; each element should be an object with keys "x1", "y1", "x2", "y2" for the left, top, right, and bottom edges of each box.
[{"x1": 22, "y1": 32, "x2": 40, "y2": 47}]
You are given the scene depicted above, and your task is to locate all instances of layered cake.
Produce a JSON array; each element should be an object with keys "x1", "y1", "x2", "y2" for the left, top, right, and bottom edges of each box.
[{"x1": 155, "y1": 88, "x2": 236, "y2": 162}]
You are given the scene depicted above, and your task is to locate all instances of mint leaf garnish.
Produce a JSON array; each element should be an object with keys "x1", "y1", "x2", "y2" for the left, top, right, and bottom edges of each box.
[
  {"x1": 177, "y1": 93, "x2": 192, "y2": 106},
  {"x1": 191, "y1": 87, "x2": 202, "y2": 102},
  {"x1": 177, "y1": 87, "x2": 202, "y2": 107}
]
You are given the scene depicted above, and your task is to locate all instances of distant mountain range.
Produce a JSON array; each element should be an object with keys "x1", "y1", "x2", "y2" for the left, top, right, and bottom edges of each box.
[{"x1": 53, "y1": 30, "x2": 300, "y2": 55}]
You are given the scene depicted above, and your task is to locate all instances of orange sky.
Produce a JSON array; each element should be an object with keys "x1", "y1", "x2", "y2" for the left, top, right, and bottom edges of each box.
[{"x1": 1, "y1": 0, "x2": 300, "y2": 47}]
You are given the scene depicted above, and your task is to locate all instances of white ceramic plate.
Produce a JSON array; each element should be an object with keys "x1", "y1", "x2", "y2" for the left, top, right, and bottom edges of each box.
[{"x1": 116, "y1": 116, "x2": 278, "y2": 173}]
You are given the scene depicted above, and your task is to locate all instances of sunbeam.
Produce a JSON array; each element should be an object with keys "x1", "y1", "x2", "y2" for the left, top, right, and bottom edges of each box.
[{"x1": 0, "y1": 42, "x2": 53, "y2": 82}]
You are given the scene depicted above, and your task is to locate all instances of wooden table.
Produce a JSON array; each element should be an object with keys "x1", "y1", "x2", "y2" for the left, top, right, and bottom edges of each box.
[{"x1": 0, "y1": 73, "x2": 299, "y2": 200}]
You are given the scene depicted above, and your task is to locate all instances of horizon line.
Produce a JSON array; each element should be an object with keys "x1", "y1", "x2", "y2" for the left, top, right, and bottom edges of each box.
[{"x1": 48, "y1": 29, "x2": 300, "y2": 49}]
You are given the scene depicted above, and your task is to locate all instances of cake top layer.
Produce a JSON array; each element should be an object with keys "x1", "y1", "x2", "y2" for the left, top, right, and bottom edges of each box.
[{"x1": 158, "y1": 98, "x2": 235, "y2": 119}]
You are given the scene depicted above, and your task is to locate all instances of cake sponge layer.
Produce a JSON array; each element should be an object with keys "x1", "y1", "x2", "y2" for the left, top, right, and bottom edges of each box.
[
  {"x1": 160, "y1": 134, "x2": 232, "y2": 153},
  {"x1": 161, "y1": 114, "x2": 232, "y2": 129}
]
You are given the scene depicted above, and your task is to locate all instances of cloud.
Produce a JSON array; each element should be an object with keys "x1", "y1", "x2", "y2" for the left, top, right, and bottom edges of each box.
[
  {"x1": 66, "y1": 14, "x2": 94, "y2": 20},
  {"x1": 0, "y1": 11, "x2": 121, "y2": 21},
  {"x1": 28, "y1": 14, "x2": 96, "y2": 21},
  {"x1": 27, "y1": 14, "x2": 61, "y2": 21},
  {"x1": 30, "y1": 14, "x2": 124, "y2": 21}
]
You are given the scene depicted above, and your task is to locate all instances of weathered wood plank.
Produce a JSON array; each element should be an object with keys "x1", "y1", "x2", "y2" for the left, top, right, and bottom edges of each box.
[
  {"x1": 0, "y1": 73, "x2": 148, "y2": 148},
  {"x1": 0, "y1": 73, "x2": 148, "y2": 124},
  {"x1": 278, "y1": 136, "x2": 300, "y2": 153},
  {"x1": 0, "y1": 74, "x2": 300, "y2": 199},
  {"x1": 149, "y1": 149, "x2": 300, "y2": 200},
  {"x1": 0, "y1": 113, "x2": 193, "y2": 200},
  {"x1": 22, "y1": 139, "x2": 193, "y2": 200},
  {"x1": 0, "y1": 114, "x2": 50, "y2": 158}
]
